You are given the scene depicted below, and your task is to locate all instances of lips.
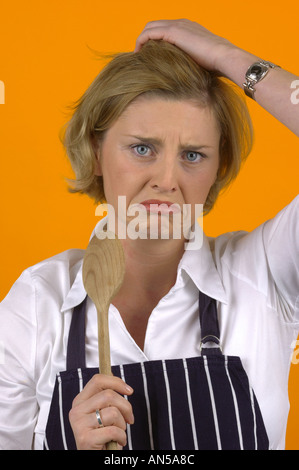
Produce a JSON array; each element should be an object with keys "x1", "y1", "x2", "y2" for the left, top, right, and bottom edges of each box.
[{"x1": 139, "y1": 199, "x2": 181, "y2": 214}]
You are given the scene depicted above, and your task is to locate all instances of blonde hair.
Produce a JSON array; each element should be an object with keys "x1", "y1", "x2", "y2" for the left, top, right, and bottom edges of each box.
[{"x1": 63, "y1": 40, "x2": 253, "y2": 214}]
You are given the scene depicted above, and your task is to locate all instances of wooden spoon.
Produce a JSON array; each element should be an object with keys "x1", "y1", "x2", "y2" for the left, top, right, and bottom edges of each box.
[{"x1": 82, "y1": 231, "x2": 125, "y2": 450}]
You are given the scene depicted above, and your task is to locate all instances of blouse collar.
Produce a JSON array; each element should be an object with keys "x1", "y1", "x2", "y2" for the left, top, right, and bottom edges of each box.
[{"x1": 61, "y1": 218, "x2": 227, "y2": 313}]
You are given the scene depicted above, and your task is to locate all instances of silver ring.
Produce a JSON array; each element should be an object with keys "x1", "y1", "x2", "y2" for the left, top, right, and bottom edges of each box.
[{"x1": 95, "y1": 409, "x2": 104, "y2": 428}]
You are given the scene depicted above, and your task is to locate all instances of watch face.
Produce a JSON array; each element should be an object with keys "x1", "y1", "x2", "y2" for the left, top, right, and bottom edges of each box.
[{"x1": 248, "y1": 63, "x2": 267, "y2": 81}]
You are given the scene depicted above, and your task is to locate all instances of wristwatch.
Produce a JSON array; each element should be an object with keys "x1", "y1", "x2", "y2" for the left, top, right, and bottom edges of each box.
[{"x1": 243, "y1": 60, "x2": 280, "y2": 100}]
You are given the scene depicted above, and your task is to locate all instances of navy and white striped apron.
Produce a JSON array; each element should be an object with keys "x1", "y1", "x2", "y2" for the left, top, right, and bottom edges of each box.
[{"x1": 44, "y1": 291, "x2": 269, "y2": 450}]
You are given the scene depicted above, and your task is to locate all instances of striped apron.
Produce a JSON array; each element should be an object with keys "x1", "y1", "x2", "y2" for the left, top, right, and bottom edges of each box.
[{"x1": 44, "y1": 291, "x2": 269, "y2": 450}]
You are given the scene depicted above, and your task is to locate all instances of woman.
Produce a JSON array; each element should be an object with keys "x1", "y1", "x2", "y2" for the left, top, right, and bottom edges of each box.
[{"x1": 0, "y1": 19, "x2": 298, "y2": 451}]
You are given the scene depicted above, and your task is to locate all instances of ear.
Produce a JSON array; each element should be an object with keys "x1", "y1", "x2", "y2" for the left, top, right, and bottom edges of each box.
[{"x1": 92, "y1": 136, "x2": 102, "y2": 176}]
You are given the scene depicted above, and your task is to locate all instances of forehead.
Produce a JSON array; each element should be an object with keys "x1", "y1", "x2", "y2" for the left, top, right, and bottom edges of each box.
[{"x1": 110, "y1": 96, "x2": 220, "y2": 142}]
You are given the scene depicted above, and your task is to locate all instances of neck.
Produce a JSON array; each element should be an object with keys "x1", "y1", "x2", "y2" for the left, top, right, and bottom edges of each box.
[
  {"x1": 110, "y1": 237, "x2": 185, "y2": 350},
  {"x1": 115, "y1": 237, "x2": 185, "y2": 302}
]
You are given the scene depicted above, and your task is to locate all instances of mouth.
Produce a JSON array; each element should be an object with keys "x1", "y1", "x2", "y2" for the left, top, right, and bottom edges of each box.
[{"x1": 138, "y1": 199, "x2": 181, "y2": 214}]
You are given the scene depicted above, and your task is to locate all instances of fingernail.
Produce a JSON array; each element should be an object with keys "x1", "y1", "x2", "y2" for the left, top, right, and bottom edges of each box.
[{"x1": 125, "y1": 384, "x2": 133, "y2": 393}]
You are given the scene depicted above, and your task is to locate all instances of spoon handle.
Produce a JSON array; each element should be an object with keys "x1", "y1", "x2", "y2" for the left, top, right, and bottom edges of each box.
[
  {"x1": 97, "y1": 305, "x2": 112, "y2": 376},
  {"x1": 107, "y1": 441, "x2": 119, "y2": 450},
  {"x1": 97, "y1": 306, "x2": 119, "y2": 451}
]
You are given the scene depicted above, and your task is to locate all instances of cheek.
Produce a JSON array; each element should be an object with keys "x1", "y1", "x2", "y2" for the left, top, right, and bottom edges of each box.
[
  {"x1": 187, "y1": 171, "x2": 217, "y2": 202},
  {"x1": 101, "y1": 157, "x2": 137, "y2": 206}
]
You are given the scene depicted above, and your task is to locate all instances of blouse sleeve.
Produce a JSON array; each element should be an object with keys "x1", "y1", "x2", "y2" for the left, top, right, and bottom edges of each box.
[
  {"x1": 262, "y1": 195, "x2": 299, "y2": 321},
  {"x1": 0, "y1": 269, "x2": 38, "y2": 450}
]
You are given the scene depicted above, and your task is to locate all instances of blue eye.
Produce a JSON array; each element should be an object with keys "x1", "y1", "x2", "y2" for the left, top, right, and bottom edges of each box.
[
  {"x1": 135, "y1": 145, "x2": 150, "y2": 156},
  {"x1": 186, "y1": 151, "x2": 202, "y2": 162}
]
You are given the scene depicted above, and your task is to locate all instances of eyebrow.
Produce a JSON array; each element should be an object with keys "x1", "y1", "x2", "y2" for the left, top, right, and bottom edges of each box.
[{"x1": 124, "y1": 134, "x2": 215, "y2": 150}]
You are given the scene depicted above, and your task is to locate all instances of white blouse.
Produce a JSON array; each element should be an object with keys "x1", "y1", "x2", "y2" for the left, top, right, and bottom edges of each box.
[{"x1": 0, "y1": 196, "x2": 298, "y2": 450}]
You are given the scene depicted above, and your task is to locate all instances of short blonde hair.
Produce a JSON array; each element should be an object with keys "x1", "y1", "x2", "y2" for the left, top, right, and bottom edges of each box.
[{"x1": 63, "y1": 40, "x2": 253, "y2": 214}]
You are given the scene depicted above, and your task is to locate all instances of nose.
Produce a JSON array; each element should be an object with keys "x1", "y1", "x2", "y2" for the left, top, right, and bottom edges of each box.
[{"x1": 150, "y1": 157, "x2": 178, "y2": 194}]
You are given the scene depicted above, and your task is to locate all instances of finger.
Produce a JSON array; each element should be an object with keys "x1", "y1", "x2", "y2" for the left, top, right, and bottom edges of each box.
[
  {"x1": 76, "y1": 424, "x2": 127, "y2": 450},
  {"x1": 72, "y1": 405, "x2": 127, "y2": 431},
  {"x1": 93, "y1": 406, "x2": 127, "y2": 431},
  {"x1": 83, "y1": 389, "x2": 134, "y2": 424},
  {"x1": 134, "y1": 19, "x2": 190, "y2": 51},
  {"x1": 72, "y1": 373, "x2": 133, "y2": 406},
  {"x1": 91, "y1": 425, "x2": 128, "y2": 449},
  {"x1": 134, "y1": 27, "x2": 174, "y2": 52},
  {"x1": 70, "y1": 388, "x2": 134, "y2": 427},
  {"x1": 141, "y1": 18, "x2": 189, "y2": 31},
  {"x1": 139, "y1": 19, "x2": 172, "y2": 32}
]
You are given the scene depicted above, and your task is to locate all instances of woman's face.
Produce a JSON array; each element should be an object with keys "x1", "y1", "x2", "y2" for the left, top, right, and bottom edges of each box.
[{"x1": 94, "y1": 96, "x2": 220, "y2": 240}]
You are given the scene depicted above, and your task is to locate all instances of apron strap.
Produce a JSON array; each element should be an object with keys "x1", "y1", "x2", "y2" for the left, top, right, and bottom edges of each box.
[
  {"x1": 198, "y1": 290, "x2": 221, "y2": 352},
  {"x1": 66, "y1": 296, "x2": 87, "y2": 370}
]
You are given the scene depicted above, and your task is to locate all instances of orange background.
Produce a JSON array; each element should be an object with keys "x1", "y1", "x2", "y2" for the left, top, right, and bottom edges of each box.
[{"x1": 0, "y1": 0, "x2": 298, "y2": 449}]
